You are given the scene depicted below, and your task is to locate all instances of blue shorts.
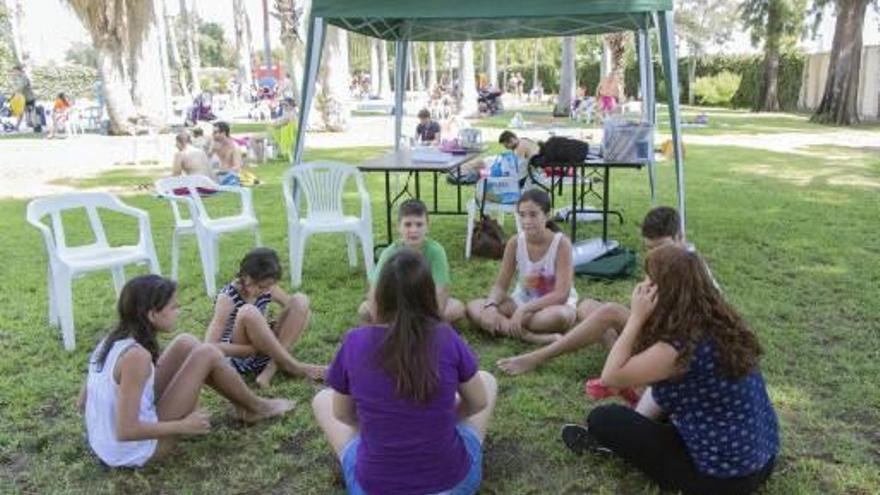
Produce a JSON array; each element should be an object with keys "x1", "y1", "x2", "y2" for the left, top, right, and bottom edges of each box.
[
  {"x1": 217, "y1": 172, "x2": 241, "y2": 186},
  {"x1": 340, "y1": 424, "x2": 482, "y2": 495}
]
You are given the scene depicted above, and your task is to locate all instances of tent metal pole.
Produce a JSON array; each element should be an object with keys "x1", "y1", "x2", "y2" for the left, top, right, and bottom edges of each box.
[
  {"x1": 645, "y1": 21, "x2": 656, "y2": 126},
  {"x1": 394, "y1": 40, "x2": 410, "y2": 150},
  {"x1": 637, "y1": 27, "x2": 656, "y2": 204},
  {"x1": 658, "y1": 10, "x2": 686, "y2": 237},
  {"x1": 292, "y1": 16, "x2": 326, "y2": 166}
]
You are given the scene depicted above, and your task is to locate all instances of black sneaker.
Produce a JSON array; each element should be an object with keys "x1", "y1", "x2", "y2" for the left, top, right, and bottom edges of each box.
[{"x1": 560, "y1": 423, "x2": 612, "y2": 456}]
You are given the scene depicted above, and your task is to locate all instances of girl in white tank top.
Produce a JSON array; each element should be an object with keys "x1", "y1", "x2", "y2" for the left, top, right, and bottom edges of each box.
[
  {"x1": 78, "y1": 275, "x2": 295, "y2": 468},
  {"x1": 466, "y1": 189, "x2": 578, "y2": 344}
]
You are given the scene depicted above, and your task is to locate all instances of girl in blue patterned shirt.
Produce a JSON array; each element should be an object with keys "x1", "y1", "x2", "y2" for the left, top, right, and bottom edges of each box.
[{"x1": 561, "y1": 244, "x2": 778, "y2": 495}]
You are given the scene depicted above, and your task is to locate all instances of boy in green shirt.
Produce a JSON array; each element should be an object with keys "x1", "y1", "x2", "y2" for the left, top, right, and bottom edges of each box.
[{"x1": 359, "y1": 199, "x2": 465, "y2": 323}]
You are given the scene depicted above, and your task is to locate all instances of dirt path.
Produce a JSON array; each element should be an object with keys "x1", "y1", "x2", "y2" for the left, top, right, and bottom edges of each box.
[{"x1": 1, "y1": 114, "x2": 877, "y2": 199}]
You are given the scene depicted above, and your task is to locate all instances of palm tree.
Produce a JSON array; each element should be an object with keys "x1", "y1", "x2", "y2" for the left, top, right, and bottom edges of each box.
[
  {"x1": 369, "y1": 37, "x2": 380, "y2": 97},
  {"x1": 234, "y1": 0, "x2": 255, "y2": 95},
  {"x1": 273, "y1": 0, "x2": 302, "y2": 103},
  {"x1": 66, "y1": 0, "x2": 148, "y2": 134},
  {"x1": 485, "y1": 40, "x2": 497, "y2": 89},
  {"x1": 458, "y1": 41, "x2": 479, "y2": 117},
  {"x1": 178, "y1": 0, "x2": 201, "y2": 95},
  {"x1": 604, "y1": 32, "x2": 630, "y2": 98},
  {"x1": 378, "y1": 39, "x2": 392, "y2": 99},
  {"x1": 555, "y1": 36, "x2": 576, "y2": 116},
  {"x1": 4, "y1": 0, "x2": 29, "y2": 69},
  {"x1": 162, "y1": 0, "x2": 189, "y2": 96},
  {"x1": 315, "y1": 25, "x2": 351, "y2": 131},
  {"x1": 427, "y1": 41, "x2": 437, "y2": 91}
]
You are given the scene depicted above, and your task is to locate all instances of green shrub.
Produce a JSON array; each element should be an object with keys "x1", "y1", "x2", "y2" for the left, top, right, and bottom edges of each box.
[{"x1": 693, "y1": 71, "x2": 742, "y2": 106}]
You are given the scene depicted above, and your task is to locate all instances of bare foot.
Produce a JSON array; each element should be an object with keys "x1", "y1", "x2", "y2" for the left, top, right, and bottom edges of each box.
[
  {"x1": 296, "y1": 363, "x2": 327, "y2": 381},
  {"x1": 255, "y1": 363, "x2": 277, "y2": 389},
  {"x1": 523, "y1": 332, "x2": 562, "y2": 345},
  {"x1": 239, "y1": 398, "x2": 296, "y2": 424},
  {"x1": 496, "y1": 354, "x2": 541, "y2": 375}
]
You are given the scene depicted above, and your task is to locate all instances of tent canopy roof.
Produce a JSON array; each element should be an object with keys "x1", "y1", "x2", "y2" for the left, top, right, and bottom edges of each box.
[{"x1": 312, "y1": 0, "x2": 673, "y2": 41}]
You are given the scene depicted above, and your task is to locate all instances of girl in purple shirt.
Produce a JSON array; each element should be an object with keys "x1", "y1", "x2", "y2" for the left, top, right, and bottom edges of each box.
[{"x1": 313, "y1": 250, "x2": 497, "y2": 495}]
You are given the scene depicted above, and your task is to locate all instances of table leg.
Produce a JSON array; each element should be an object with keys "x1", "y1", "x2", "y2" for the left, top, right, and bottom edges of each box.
[
  {"x1": 415, "y1": 170, "x2": 421, "y2": 200},
  {"x1": 602, "y1": 166, "x2": 610, "y2": 244},
  {"x1": 433, "y1": 171, "x2": 439, "y2": 212},
  {"x1": 456, "y1": 165, "x2": 463, "y2": 213},
  {"x1": 385, "y1": 170, "x2": 393, "y2": 246},
  {"x1": 571, "y1": 165, "x2": 578, "y2": 241}
]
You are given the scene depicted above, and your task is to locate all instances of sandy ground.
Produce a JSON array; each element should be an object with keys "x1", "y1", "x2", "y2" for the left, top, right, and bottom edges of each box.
[{"x1": 1, "y1": 112, "x2": 877, "y2": 199}]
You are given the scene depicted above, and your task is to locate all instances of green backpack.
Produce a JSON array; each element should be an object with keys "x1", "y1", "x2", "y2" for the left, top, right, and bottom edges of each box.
[{"x1": 575, "y1": 246, "x2": 637, "y2": 280}]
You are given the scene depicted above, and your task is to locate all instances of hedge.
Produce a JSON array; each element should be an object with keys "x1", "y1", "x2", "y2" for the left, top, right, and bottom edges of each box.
[
  {"x1": 0, "y1": 64, "x2": 99, "y2": 101},
  {"x1": 505, "y1": 52, "x2": 805, "y2": 111}
]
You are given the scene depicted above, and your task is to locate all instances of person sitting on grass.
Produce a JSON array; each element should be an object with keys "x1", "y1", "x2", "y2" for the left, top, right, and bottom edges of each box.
[
  {"x1": 171, "y1": 131, "x2": 215, "y2": 181},
  {"x1": 466, "y1": 189, "x2": 577, "y2": 344},
  {"x1": 206, "y1": 248, "x2": 326, "y2": 388},
  {"x1": 560, "y1": 244, "x2": 778, "y2": 495},
  {"x1": 497, "y1": 205, "x2": 688, "y2": 377},
  {"x1": 210, "y1": 121, "x2": 242, "y2": 186},
  {"x1": 415, "y1": 108, "x2": 441, "y2": 145},
  {"x1": 79, "y1": 275, "x2": 295, "y2": 468},
  {"x1": 359, "y1": 199, "x2": 466, "y2": 324},
  {"x1": 313, "y1": 249, "x2": 498, "y2": 495}
]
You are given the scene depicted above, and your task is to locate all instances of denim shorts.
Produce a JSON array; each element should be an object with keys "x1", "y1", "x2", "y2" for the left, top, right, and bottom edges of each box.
[{"x1": 340, "y1": 424, "x2": 482, "y2": 495}]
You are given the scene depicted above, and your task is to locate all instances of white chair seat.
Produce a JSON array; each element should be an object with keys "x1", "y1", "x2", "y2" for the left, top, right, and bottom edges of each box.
[
  {"x1": 27, "y1": 192, "x2": 160, "y2": 351},
  {"x1": 203, "y1": 215, "x2": 259, "y2": 233},
  {"x1": 60, "y1": 245, "x2": 152, "y2": 272},
  {"x1": 298, "y1": 215, "x2": 362, "y2": 232},
  {"x1": 155, "y1": 176, "x2": 261, "y2": 296},
  {"x1": 283, "y1": 162, "x2": 374, "y2": 288}
]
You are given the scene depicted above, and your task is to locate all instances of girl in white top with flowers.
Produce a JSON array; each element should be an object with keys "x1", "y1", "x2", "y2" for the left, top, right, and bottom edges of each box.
[{"x1": 466, "y1": 189, "x2": 578, "y2": 345}]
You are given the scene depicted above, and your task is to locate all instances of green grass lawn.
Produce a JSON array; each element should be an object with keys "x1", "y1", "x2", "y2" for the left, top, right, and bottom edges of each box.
[{"x1": 1, "y1": 111, "x2": 879, "y2": 494}]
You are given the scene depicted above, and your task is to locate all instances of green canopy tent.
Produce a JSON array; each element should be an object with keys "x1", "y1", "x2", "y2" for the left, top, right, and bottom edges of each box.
[{"x1": 292, "y1": 0, "x2": 688, "y2": 234}]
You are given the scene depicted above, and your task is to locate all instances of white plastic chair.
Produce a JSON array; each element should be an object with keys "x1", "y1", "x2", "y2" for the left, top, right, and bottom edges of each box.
[
  {"x1": 155, "y1": 176, "x2": 261, "y2": 296},
  {"x1": 282, "y1": 162, "x2": 374, "y2": 289},
  {"x1": 466, "y1": 177, "x2": 522, "y2": 259},
  {"x1": 26, "y1": 193, "x2": 161, "y2": 351}
]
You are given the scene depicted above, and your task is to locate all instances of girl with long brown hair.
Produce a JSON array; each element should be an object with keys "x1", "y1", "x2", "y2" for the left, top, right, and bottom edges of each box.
[
  {"x1": 561, "y1": 245, "x2": 779, "y2": 495},
  {"x1": 313, "y1": 250, "x2": 497, "y2": 495}
]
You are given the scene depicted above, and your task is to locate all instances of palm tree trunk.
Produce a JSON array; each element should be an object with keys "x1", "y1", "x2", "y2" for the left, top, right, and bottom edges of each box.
[
  {"x1": 6, "y1": 0, "x2": 30, "y2": 69},
  {"x1": 130, "y1": 1, "x2": 172, "y2": 127},
  {"x1": 179, "y1": 0, "x2": 202, "y2": 94},
  {"x1": 427, "y1": 41, "x2": 437, "y2": 90},
  {"x1": 260, "y1": 0, "x2": 272, "y2": 71},
  {"x1": 233, "y1": 0, "x2": 255, "y2": 92},
  {"x1": 532, "y1": 39, "x2": 540, "y2": 93},
  {"x1": 555, "y1": 36, "x2": 576, "y2": 116},
  {"x1": 378, "y1": 40, "x2": 392, "y2": 99},
  {"x1": 811, "y1": 0, "x2": 869, "y2": 125},
  {"x1": 370, "y1": 38, "x2": 380, "y2": 96},
  {"x1": 413, "y1": 44, "x2": 424, "y2": 91},
  {"x1": 314, "y1": 26, "x2": 350, "y2": 131},
  {"x1": 485, "y1": 40, "x2": 498, "y2": 89},
  {"x1": 162, "y1": 0, "x2": 189, "y2": 96},
  {"x1": 458, "y1": 41, "x2": 479, "y2": 117},
  {"x1": 757, "y1": 0, "x2": 783, "y2": 112},
  {"x1": 96, "y1": 45, "x2": 138, "y2": 135},
  {"x1": 687, "y1": 51, "x2": 697, "y2": 106}
]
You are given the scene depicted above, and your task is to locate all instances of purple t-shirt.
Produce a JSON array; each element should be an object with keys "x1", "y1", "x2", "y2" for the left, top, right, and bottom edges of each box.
[{"x1": 326, "y1": 324, "x2": 479, "y2": 495}]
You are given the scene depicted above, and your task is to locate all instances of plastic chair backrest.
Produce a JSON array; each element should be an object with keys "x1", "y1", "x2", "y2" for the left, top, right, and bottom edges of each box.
[
  {"x1": 155, "y1": 175, "x2": 219, "y2": 225},
  {"x1": 27, "y1": 192, "x2": 129, "y2": 253},
  {"x1": 288, "y1": 162, "x2": 359, "y2": 219}
]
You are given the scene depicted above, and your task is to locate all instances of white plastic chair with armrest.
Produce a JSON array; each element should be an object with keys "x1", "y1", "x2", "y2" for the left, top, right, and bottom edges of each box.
[
  {"x1": 282, "y1": 162, "x2": 374, "y2": 288},
  {"x1": 154, "y1": 176, "x2": 260, "y2": 296},
  {"x1": 26, "y1": 192, "x2": 160, "y2": 351}
]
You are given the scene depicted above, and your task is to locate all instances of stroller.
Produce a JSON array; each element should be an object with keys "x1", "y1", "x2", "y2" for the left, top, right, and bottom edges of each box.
[
  {"x1": 0, "y1": 96, "x2": 16, "y2": 132},
  {"x1": 186, "y1": 92, "x2": 216, "y2": 125},
  {"x1": 478, "y1": 88, "x2": 503, "y2": 116}
]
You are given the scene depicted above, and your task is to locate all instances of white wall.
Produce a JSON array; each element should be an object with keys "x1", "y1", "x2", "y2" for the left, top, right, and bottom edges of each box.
[{"x1": 799, "y1": 45, "x2": 880, "y2": 121}]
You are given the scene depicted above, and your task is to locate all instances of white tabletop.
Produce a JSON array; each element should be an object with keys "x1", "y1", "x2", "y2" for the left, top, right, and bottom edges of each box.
[{"x1": 359, "y1": 148, "x2": 482, "y2": 172}]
